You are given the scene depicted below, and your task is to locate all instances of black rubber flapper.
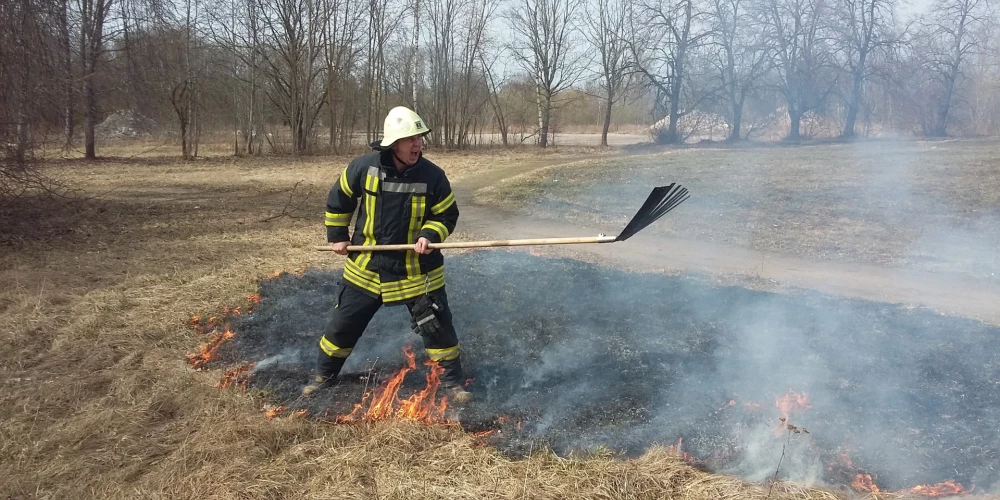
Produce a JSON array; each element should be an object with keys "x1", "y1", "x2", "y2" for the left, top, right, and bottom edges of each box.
[{"x1": 615, "y1": 183, "x2": 690, "y2": 242}]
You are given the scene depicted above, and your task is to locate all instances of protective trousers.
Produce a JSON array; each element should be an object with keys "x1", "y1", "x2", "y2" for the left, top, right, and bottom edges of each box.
[{"x1": 315, "y1": 283, "x2": 464, "y2": 386}]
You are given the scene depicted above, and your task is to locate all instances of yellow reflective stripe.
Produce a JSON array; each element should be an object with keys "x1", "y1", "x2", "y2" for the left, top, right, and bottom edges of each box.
[
  {"x1": 344, "y1": 258, "x2": 380, "y2": 293},
  {"x1": 426, "y1": 345, "x2": 460, "y2": 362},
  {"x1": 345, "y1": 257, "x2": 378, "y2": 279},
  {"x1": 381, "y1": 266, "x2": 444, "y2": 291},
  {"x1": 325, "y1": 211, "x2": 352, "y2": 227},
  {"x1": 381, "y1": 267, "x2": 445, "y2": 302},
  {"x1": 430, "y1": 192, "x2": 455, "y2": 215},
  {"x1": 344, "y1": 269, "x2": 381, "y2": 296},
  {"x1": 382, "y1": 278, "x2": 445, "y2": 302},
  {"x1": 320, "y1": 336, "x2": 353, "y2": 358},
  {"x1": 339, "y1": 169, "x2": 353, "y2": 197},
  {"x1": 406, "y1": 195, "x2": 425, "y2": 278},
  {"x1": 421, "y1": 220, "x2": 449, "y2": 240},
  {"x1": 358, "y1": 173, "x2": 379, "y2": 270}
]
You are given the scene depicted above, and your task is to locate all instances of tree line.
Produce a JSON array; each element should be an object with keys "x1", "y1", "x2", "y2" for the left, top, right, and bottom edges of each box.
[{"x1": 1, "y1": 0, "x2": 999, "y2": 160}]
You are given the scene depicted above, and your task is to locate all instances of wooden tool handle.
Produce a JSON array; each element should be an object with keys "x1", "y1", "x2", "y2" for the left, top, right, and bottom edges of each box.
[{"x1": 314, "y1": 235, "x2": 617, "y2": 252}]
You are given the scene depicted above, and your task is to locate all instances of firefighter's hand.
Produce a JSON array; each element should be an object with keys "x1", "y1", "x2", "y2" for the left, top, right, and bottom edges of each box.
[
  {"x1": 414, "y1": 237, "x2": 432, "y2": 255},
  {"x1": 330, "y1": 241, "x2": 350, "y2": 255}
]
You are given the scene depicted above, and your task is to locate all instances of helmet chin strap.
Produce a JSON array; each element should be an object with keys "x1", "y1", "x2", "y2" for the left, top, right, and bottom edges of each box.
[{"x1": 392, "y1": 150, "x2": 420, "y2": 169}]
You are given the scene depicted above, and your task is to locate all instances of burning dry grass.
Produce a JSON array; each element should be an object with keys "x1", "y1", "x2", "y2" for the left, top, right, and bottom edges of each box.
[
  {"x1": 2, "y1": 142, "x2": 994, "y2": 499},
  {"x1": 0, "y1": 145, "x2": 861, "y2": 500}
]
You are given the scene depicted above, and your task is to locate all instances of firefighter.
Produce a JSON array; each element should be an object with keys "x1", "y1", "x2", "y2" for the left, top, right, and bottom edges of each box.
[{"x1": 303, "y1": 106, "x2": 471, "y2": 404}]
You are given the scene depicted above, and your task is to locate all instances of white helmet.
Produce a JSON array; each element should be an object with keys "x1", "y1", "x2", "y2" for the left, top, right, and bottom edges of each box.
[{"x1": 380, "y1": 106, "x2": 431, "y2": 148}]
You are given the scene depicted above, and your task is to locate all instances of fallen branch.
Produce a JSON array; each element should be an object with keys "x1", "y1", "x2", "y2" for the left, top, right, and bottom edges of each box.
[{"x1": 260, "y1": 180, "x2": 316, "y2": 222}]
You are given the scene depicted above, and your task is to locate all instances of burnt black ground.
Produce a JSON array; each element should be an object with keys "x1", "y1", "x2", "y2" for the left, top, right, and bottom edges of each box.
[{"x1": 204, "y1": 251, "x2": 1000, "y2": 493}]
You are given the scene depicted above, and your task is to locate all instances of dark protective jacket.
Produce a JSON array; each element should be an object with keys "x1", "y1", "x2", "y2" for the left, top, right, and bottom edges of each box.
[{"x1": 325, "y1": 150, "x2": 459, "y2": 304}]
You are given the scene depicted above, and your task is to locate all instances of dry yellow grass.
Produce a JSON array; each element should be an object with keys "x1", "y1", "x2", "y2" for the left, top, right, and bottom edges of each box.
[{"x1": 0, "y1": 143, "x2": 954, "y2": 499}]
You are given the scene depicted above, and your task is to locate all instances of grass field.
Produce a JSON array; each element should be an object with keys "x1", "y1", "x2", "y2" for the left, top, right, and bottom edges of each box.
[
  {"x1": 476, "y1": 139, "x2": 1000, "y2": 284},
  {"x1": 1, "y1": 138, "x2": 997, "y2": 499}
]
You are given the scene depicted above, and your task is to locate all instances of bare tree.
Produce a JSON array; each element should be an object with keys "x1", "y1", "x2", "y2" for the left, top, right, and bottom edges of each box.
[
  {"x1": 57, "y1": 0, "x2": 74, "y2": 148},
  {"x1": 481, "y1": 44, "x2": 511, "y2": 145},
  {"x1": 915, "y1": 0, "x2": 991, "y2": 136},
  {"x1": 630, "y1": 0, "x2": 713, "y2": 144},
  {"x1": 834, "y1": 0, "x2": 901, "y2": 137},
  {"x1": 322, "y1": 0, "x2": 364, "y2": 153},
  {"x1": 258, "y1": 0, "x2": 330, "y2": 153},
  {"x1": 760, "y1": 0, "x2": 838, "y2": 139},
  {"x1": 582, "y1": 0, "x2": 635, "y2": 146},
  {"x1": 78, "y1": 0, "x2": 115, "y2": 158},
  {"x1": 205, "y1": 0, "x2": 266, "y2": 154},
  {"x1": 364, "y1": 0, "x2": 407, "y2": 143},
  {"x1": 170, "y1": 0, "x2": 199, "y2": 159},
  {"x1": 424, "y1": 0, "x2": 496, "y2": 147},
  {"x1": 426, "y1": 0, "x2": 459, "y2": 146},
  {"x1": 709, "y1": 0, "x2": 772, "y2": 140},
  {"x1": 507, "y1": 0, "x2": 584, "y2": 147},
  {"x1": 454, "y1": 0, "x2": 497, "y2": 147},
  {"x1": 1, "y1": 0, "x2": 63, "y2": 203}
]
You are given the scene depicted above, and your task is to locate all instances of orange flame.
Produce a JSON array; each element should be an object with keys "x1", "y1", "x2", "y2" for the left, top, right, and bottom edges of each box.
[
  {"x1": 186, "y1": 328, "x2": 236, "y2": 369},
  {"x1": 267, "y1": 268, "x2": 305, "y2": 279},
  {"x1": 667, "y1": 437, "x2": 698, "y2": 463},
  {"x1": 215, "y1": 362, "x2": 255, "y2": 390},
  {"x1": 472, "y1": 429, "x2": 496, "y2": 438},
  {"x1": 265, "y1": 405, "x2": 285, "y2": 420},
  {"x1": 908, "y1": 480, "x2": 971, "y2": 497},
  {"x1": 776, "y1": 389, "x2": 811, "y2": 418},
  {"x1": 774, "y1": 389, "x2": 810, "y2": 436},
  {"x1": 852, "y1": 474, "x2": 881, "y2": 493},
  {"x1": 336, "y1": 346, "x2": 451, "y2": 424}
]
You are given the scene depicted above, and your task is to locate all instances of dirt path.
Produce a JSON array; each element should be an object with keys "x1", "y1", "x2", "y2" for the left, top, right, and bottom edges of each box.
[{"x1": 450, "y1": 155, "x2": 1000, "y2": 326}]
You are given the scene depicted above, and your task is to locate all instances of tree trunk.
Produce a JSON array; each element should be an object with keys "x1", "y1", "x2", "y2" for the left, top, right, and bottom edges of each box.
[
  {"x1": 83, "y1": 73, "x2": 97, "y2": 159},
  {"x1": 536, "y1": 86, "x2": 549, "y2": 147},
  {"x1": 843, "y1": 65, "x2": 865, "y2": 137},
  {"x1": 933, "y1": 67, "x2": 957, "y2": 137},
  {"x1": 60, "y1": 0, "x2": 73, "y2": 148},
  {"x1": 601, "y1": 94, "x2": 613, "y2": 147},
  {"x1": 16, "y1": 91, "x2": 28, "y2": 164},
  {"x1": 328, "y1": 86, "x2": 338, "y2": 153},
  {"x1": 16, "y1": 1, "x2": 31, "y2": 163},
  {"x1": 728, "y1": 95, "x2": 743, "y2": 141},
  {"x1": 843, "y1": 91, "x2": 860, "y2": 138},
  {"x1": 788, "y1": 108, "x2": 802, "y2": 140},
  {"x1": 540, "y1": 94, "x2": 552, "y2": 148},
  {"x1": 659, "y1": 66, "x2": 683, "y2": 144}
]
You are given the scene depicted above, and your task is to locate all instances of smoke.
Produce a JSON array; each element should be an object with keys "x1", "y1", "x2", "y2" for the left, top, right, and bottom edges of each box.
[
  {"x1": 219, "y1": 250, "x2": 1000, "y2": 493},
  {"x1": 251, "y1": 348, "x2": 301, "y2": 372},
  {"x1": 213, "y1": 141, "x2": 1000, "y2": 493},
  {"x1": 511, "y1": 140, "x2": 1000, "y2": 491}
]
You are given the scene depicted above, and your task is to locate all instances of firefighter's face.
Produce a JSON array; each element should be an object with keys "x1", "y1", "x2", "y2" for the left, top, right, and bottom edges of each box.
[{"x1": 392, "y1": 135, "x2": 423, "y2": 165}]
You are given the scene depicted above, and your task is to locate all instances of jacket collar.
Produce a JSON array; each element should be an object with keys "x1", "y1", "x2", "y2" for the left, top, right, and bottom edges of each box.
[{"x1": 378, "y1": 149, "x2": 424, "y2": 177}]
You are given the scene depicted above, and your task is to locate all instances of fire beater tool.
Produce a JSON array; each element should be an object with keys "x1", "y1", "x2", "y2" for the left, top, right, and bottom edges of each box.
[{"x1": 314, "y1": 183, "x2": 689, "y2": 252}]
